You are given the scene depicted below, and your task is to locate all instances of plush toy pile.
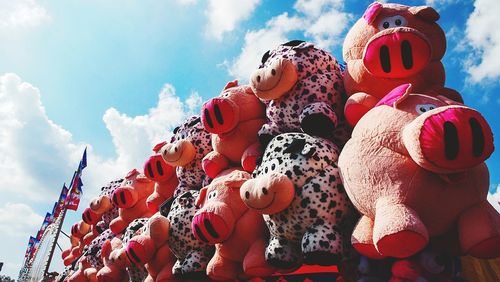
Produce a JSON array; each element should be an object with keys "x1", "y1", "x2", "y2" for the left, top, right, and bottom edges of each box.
[{"x1": 58, "y1": 2, "x2": 499, "y2": 282}]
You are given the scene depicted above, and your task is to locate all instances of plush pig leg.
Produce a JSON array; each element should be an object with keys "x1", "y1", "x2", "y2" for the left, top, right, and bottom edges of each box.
[
  {"x1": 302, "y1": 223, "x2": 343, "y2": 265},
  {"x1": 344, "y1": 92, "x2": 378, "y2": 126},
  {"x1": 351, "y1": 215, "x2": 385, "y2": 259},
  {"x1": 241, "y1": 142, "x2": 262, "y2": 173},
  {"x1": 207, "y1": 251, "x2": 241, "y2": 281},
  {"x1": 202, "y1": 151, "x2": 230, "y2": 179},
  {"x1": 265, "y1": 236, "x2": 302, "y2": 269},
  {"x1": 109, "y1": 217, "x2": 128, "y2": 235},
  {"x1": 243, "y1": 239, "x2": 275, "y2": 277},
  {"x1": 258, "y1": 123, "x2": 280, "y2": 147},
  {"x1": 300, "y1": 101, "x2": 338, "y2": 139},
  {"x1": 373, "y1": 198, "x2": 428, "y2": 258},
  {"x1": 459, "y1": 201, "x2": 500, "y2": 259},
  {"x1": 174, "y1": 249, "x2": 211, "y2": 279}
]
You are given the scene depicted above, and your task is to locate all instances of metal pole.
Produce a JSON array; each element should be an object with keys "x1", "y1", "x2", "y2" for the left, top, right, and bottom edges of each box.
[
  {"x1": 43, "y1": 205, "x2": 68, "y2": 276},
  {"x1": 56, "y1": 242, "x2": 63, "y2": 252},
  {"x1": 60, "y1": 230, "x2": 70, "y2": 239}
]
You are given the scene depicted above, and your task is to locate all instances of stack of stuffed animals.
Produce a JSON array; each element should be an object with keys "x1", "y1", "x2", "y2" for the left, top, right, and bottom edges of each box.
[{"x1": 58, "y1": 2, "x2": 499, "y2": 282}]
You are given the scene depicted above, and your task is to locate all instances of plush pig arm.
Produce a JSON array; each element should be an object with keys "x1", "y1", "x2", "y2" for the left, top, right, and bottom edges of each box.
[
  {"x1": 300, "y1": 102, "x2": 338, "y2": 138},
  {"x1": 126, "y1": 213, "x2": 170, "y2": 265},
  {"x1": 458, "y1": 201, "x2": 500, "y2": 259},
  {"x1": 241, "y1": 142, "x2": 262, "y2": 173},
  {"x1": 344, "y1": 92, "x2": 379, "y2": 127},
  {"x1": 202, "y1": 151, "x2": 230, "y2": 179}
]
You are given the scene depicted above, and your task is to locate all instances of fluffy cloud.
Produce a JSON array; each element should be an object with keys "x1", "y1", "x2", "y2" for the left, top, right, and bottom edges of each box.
[
  {"x1": 488, "y1": 184, "x2": 500, "y2": 213},
  {"x1": 206, "y1": 0, "x2": 261, "y2": 40},
  {"x1": 0, "y1": 0, "x2": 50, "y2": 28},
  {"x1": 465, "y1": 0, "x2": 500, "y2": 82},
  {"x1": 176, "y1": 0, "x2": 198, "y2": 5},
  {"x1": 227, "y1": 0, "x2": 351, "y2": 80},
  {"x1": 0, "y1": 202, "x2": 43, "y2": 237}
]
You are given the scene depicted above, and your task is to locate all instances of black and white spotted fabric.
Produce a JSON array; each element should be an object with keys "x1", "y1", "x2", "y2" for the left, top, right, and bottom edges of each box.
[{"x1": 253, "y1": 133, "x2": 355, "y2": 269}]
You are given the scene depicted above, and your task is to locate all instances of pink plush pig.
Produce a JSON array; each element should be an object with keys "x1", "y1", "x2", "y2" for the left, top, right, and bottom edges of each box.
[
  {"x1": 109, "y1": 169, "x2": 155, "y2": 235},
  {"x1": 338, "y1": 84, "x2": 499, "y2": 259},
  {"x1": 192, "y1": 169, "x2": 275, "y2": 281},
  {"x1": 343, "y1": 2, "x2": 463, "y2": 126},
  {"x1": 201, "y1": 80, "x2": 266, "y2": 178},
  {"x1": 88, "y1": 178, "x2": 123, "y2": 232},
  {"x1": 143, "y1": 142, "x2": 179, "y2": 213}
]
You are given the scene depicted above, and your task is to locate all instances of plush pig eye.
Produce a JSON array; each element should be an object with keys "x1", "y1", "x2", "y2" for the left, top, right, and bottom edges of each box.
[
  {"x1": 125, "y1": 180, "x2": 133, "y2": 186},
  {"x1": 416, "y1": 104, "x2": 437, "y2": 114},
  {"x1": 378, "y1": 15, "x2": 407, "y2": 30},
  {"x1": 207, "y1": 190, "x2": 218, "y2": 201}
]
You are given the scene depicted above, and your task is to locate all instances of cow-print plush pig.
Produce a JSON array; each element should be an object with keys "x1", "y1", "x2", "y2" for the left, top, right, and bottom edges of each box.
[
  {"x1": 250, "y1": 40, "x2": 350, "y2": 147},
  {"x1": 241, "y1": 133, "x2": 355, "y2": 269},
  {"x1": 160, "y1": 116, "x2": 213, "y2": 197}
]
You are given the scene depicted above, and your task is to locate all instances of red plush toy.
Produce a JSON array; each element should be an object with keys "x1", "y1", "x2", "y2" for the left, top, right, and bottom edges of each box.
[
  {"x1": 342, "y1": 2, "x2": 463, "y2": 126},
  {"x1": 109, "y1": 169, "x2": 155, "y2": 235},
  {"x1": 200, "y1": 80, "x2": 266, "y2": 178},
  {"x1": 143, "y1": 142, "x2": 179, "y2": 213}
]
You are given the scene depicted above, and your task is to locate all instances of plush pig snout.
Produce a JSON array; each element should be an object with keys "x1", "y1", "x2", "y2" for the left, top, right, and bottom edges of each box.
[
  {"x1": 160, "y1": 140, "x2": 196, "y2": 167},
  {"x1": 363, "y1": 28, "x2": 431, "y2": 78},
  {"x1": 82, "y1": 207, "x2": 101, "y2": 225},
  {"x1": 112, "y1": 187, "x2": 137, "y2": 208},
  {"x1": 192, "y1": 205, "x2": 235, "y2": 244},
  {"x1": 143, "y1": 154, "x2": 175, "y2": 182},
  {"x1": 250, "y1": 58, "x2": 298, "y2": 100},
  {"x1": 404, "y1": 106, "x2": 494, "y2": 173},
  {"x1": 202, "y1": 98, "x2": 239, "y2": 134},
  {"x1": 240, "y1": 172, "x2": 294, "y2": 214},
  {"x1": 90, "y1": 195, "x2": 112, "y2": 213},
  {"x1": 126, "y1": 237, "x2": 155, "y2": 266}
]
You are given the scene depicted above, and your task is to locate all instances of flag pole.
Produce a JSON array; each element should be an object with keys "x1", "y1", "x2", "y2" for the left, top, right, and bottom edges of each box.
[{"x1": 43, "y1": 201, "x2": 68, "y2": 277}]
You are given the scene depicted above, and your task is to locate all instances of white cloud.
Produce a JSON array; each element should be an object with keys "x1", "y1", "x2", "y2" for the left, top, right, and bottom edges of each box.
[
  {"x1": 0, "y1": 202, "x2": 43, "y2": 237},
  {"x1": 186, "y1": 91, "x2": 203, "y2": 113},
  {"x1": 488, "y1": 184, "x2": 500, "y2": 213},
  {"x1": 465, "y1": 0, "x2": 500, "y2": 82},
  {"x1": 206, "y1": 0, "x2": 261, "y2": 40},
  {"x1": 227, "y1": 0, "x2": 351, "y2": 80},
  {"x1": 177, "y1": 0, "x2": 198, "y2": 5},
  {"x1": 228, "y1": 13, "x2": 304, "y2": 80},
  {"x1": 425, "y1": 0, "x2": 458, "y2": 7},
  {"x1": 0, "y1": 0, "x2": 50, "y2": 28}
]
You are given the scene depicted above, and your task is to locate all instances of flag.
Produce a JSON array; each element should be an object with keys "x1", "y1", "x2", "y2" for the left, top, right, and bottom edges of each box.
[
  {"x1": 67, "y1": 149, "x2": 87, "y2": 211},
  {"x1": 79, "y1": 147, "x2": 87, "y2": 171},
  {"x1": 53, "y1": 184, "x2": 69, "y2": 217},
  {"x1": 25, "y1": 236, "x2": 38, "y2": 258}
]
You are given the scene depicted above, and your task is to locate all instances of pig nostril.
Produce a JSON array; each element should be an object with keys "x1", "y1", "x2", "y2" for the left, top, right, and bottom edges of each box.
[
  {"x1": 174, "y1": 146, "x2": 178, "y2": 153},
  {"x1": 204, "y1": 109, "x2": 214, "y2": 128},
  {"x1": 120, "y1": 191, "x2": 126, "y2": 204},
  {"x1": 213, "y1": 104, "x2": 224, "y2": 125},
  {"x1": 204, "y1": 219, "x2": 220, "y2": 239},
  {"x1": 443, "y1": 121, "x2": 459, "y2": 160},
  {"x1": 380, "y1": 45, "x2": 391, "y2": 73},
  {"x1": 271, "y1": 69, "x2": 276, "y2": 76},
  {"x1": 256, "y1": 75, "x2": 261, "y2": 83},
  {"x1": 469, "y1": 118, "x2": 485, "y2": 157},
  {"x1": 127, "y1": 248, "x2": 140, "y2": 264},
  {"x1": 194, "y1": 224, "x2": 208, "y2": 243},
  {"x1": 146, "y1": 163, "x2": 154, "y2": 178},
  {"x1": 156, "y1": 160, "x2": 164, "y2": 176},
  {"x1": 245, "y1": 191, "x2": 250, "y2": 199},
  {"x1": 112, "y1": 193, "x2": 119, "y2": 205},
  {"x1": 262, "y1": 187, "x2": 268, "y2": 195},
  {"x1": 401, "y1": 40, "x2": 413, "y2": 70}
]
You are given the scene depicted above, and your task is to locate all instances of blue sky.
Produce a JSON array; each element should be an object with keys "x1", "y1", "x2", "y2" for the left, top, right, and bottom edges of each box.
[{"x1": 0, "y1": 0, "x2": 499, "y2": 279}]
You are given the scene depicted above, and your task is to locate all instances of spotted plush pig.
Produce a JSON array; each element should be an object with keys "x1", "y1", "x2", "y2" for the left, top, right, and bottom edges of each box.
[
  {"x1": 250, "y1": 40, "x2": 350, "y2": 147},
  {"x1": 160, "y1": 116, "x2": 213, "y2": 197},
  {"x1": 240, "y1": 133, "x2": 355, "y2": 269}
]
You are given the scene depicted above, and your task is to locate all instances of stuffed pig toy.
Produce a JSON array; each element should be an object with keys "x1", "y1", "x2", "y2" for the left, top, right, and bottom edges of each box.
[
  {"x1": 240, "y1": 132, "x2": 355, "y2": 269},
  {"x1": 97, "y1": 218, "x2": 149, "y2": 282},
  {"x1": 143, "y1": 142, "x2": 179, "y2": 213},
  {"x1": 126, "y1": 190, "x2": 214, "y2": 279},
  {"x1": 88, "y1": 178, "x2": 123, "y2": 233},
  {"x1": 160, "y1": 115, "x2": 213, "y2": 197},
  {"x1": 201, "y1": 80, "x2": 266, "y2": 178},
  {"x1": 109, "y1": 169, "x2": 155, "y2": 235},
  {"x1": 249, "y1": 40, "x2": 350, "y2": 147},
  {"x1": 342, "y1": 2, "x2": 463, "y2": 126},
  {"x1": 338, "y1": 84, "x2": 499, "y2": 259},
  {"x1": 192, "y1": 168, "x2": 275, "y2": 280}
]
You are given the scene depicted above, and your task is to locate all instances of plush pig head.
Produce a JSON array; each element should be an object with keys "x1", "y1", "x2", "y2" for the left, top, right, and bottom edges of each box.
[
  {"x1": 344, "y1": 2, "x2": 445, "y2": 81},
  {"x1": 97, "y1": 238, "x2": 131, "y2": 282},
  {"x1": 71, "y1": 220, "x2": 91, "y2": 239},
  {"x1": 111, "y1": 169, "x2": 154, "y2": 209},
  {"x1": 357, "y1": 84, "x2": 494, "y2": 174},
  {"x1": 144, "y1": 142, "x2": 178, "y2": 212},
  {"x1": 191, "y1": 169, "x2": 251, "y2": 244},
  {"x1": 201, "y1": 80, "x2": 265, "y2": 135},
  {"x1": 160, "y1": 116, "x2": 211, "y2": 168},
  {"x1": 82, "y1": 207, "x2": 102, "y2": 226}
]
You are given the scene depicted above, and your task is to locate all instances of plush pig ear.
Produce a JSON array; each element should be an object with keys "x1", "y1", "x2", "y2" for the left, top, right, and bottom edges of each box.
[
  {"x1": 363, "y1": 2, "x2": 383, "y2": 24},
  {"x1": 437, "y1": 95, "x2": 462, "y2": 106},
  {"x1": 195, "y1": 187, "x2": 208, "y2": 207},
  {"x1": 376, "y1": 83, "x2": 412, "y2": 108},
  {"x1": 126, "y1": 169, "x2": 139, "y2": 178},
  {"x1": 223, "y1": 80, "x2": 239, "y2": 90},
  {"x1": 101, "y1": 240, "x2": 112, "y2": 259},
  {"x1": 409, "y1": 6, "x2": 440, "y2": 22},
  {"x1": 135, "y1": 173, "x2": 151, "y2": 183},
  {"x1": 153, "y1": 141, "x2": 167, "y2": 153},
  {"x1": 223, "y1": 170, "x2": 252, "y2": 189}
]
